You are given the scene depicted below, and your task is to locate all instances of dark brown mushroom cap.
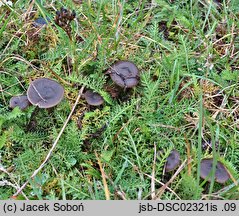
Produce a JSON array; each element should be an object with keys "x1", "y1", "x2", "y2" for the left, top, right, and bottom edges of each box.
[
  {"x1": 165, "y1": 149, "x2": 180, "y2": 172},
  {"x1": 9, "y1": 95, "x2": 30, "y2": 110},
  {"x1": 108, "y1": 61, "x2": 139, "y2": 88},
  {"x1": 27, "y1": 78, "x2": 64, "y2": 108},
  {"x1": 84, "y1": 90, "x2": 104, "y2": 106},
  {"x1": 200, "y1": 159, "x2": 230, "y2": 184}
]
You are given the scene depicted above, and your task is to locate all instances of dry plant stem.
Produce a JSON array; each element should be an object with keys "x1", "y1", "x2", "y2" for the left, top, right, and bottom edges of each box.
[
  {"x1": 96, "y1": 165, "x2": 126, "y2": 200},
  {"x1": 0, "y1": 84, "x2": 6, "y2": 105},
  {"x1": 224, "y1": 166, "x2": 239, "y2": 192},
  {"x1": 151, "y1": 143, "x2": 156, "y2": 199},
  {"x1": 213, "y1": 179, "x2": 239, "y2": 196},
  {"x1": 142, "y1": 172, "x2": 181, "y2": 200},
  {"x1": 201, "y1": 194, "x2": 224, "y2": 200},
  {"x1": 2, "y1": 55, "x2": 40, "y2": 72},
  {"x1": 40, "y1": 62, "x2": 73, "y2": 87},
  {"x1": 115, "y1": 191, "x2": 127, "y2": 200},
  {"x1": 151, "y1": 124, "x2": 181, "y2": 131},
  {"x1": 1, "y1": 28, "x2": 26, "y2": 57},
  {"x1": 0, "y1": 166, "x2": 28, "y2": 200},
  {"x1": 23, "y1": 0, "x2": 35, "y2": 20},
  {"x1": 155, "y1": 159, "x2": 188, "y2": 200},
  {"x1": 81, "y1": 13, "x2": 102, "y2": 43},
  {"x1": 212, "y1": 94, "x2": 228, "y2": 119},
  {"x1": 0, "y1": 180, "x2": 18, "y2": 189},
  {"x1": 13, "y1": 86, "x2": 85, "y2": 197},
  {"x1": 95, "y1": 151, "x2": 110, "y2": 200},
  {"x1": 112, "y1": 118, "x2": 132, "y2": 143}
]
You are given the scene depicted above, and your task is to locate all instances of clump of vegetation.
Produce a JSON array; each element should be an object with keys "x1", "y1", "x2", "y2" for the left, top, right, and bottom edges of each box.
[{"x1": 0, "y1": 0, "x2": 239, "y2": 200}]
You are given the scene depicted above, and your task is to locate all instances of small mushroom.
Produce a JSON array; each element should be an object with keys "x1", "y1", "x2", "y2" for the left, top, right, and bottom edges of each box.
[
  {"x1": 200, "y1": 158, "x2": 230, "y2": 184},
  {"x1": 27, "y1": 78, "x2": 64, "y2": 108},
  {"x1": 33, "y1": 17, "x2": 50, "y2": 27},
  {"x1": 165, "y1": 149, "x2": 180, "y2": 172},
  {"x1": 107, "y1": 61, "x2": 139, "y2": 88},
  {"x1": 84, "y1": 90, "x2": 104, "y2": 106},
  {"x1": 9, "y1": 95, "x2": 30, "y2": 110}
]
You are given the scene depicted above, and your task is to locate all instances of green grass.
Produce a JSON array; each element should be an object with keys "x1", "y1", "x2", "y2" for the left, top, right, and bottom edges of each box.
[{"x1": 0, "y1": 0, "x2": 239, "y2": 200}]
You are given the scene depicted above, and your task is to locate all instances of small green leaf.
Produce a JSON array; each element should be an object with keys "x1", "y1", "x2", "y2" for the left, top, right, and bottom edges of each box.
[
  {"x1": 68, "y1": 157, "x2": 77, "y2": 166},
  {"x1": 7, "y1": 107, "x2": 24, "y2": 120},
  {"x1": 99, "y1": 90, "x2": 113, "y2": 105},
  {"x1": 101, "y1": 149, "x2": 114, "y2": 162}
]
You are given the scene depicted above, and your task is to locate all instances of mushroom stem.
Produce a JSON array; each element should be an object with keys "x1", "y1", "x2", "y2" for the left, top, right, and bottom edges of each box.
[{"x1": 25, "y1": 106, "x2": 40, "y2": 132}]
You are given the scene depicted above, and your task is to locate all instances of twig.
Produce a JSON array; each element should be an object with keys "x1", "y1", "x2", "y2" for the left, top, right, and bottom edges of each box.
[
  {"x1": 201, "y1": 194, "x2": 224, "y2": 200},
  {"x1": 13, "y1": 86, "x2": 85, "y2": 197},
  {"x1": 95, "y1": 151, "x2": 110, "y2": 200},
  {"x1": 0, "y1": 166, "x2": 28, "y2": 200},
  {"x1": 151, "y1": 124, "x2": 181, "y2": 131},
  {"x1": 40, "y1": 62, "x2": 74, "y2": 87},
  {"x1": 142, "y1": 172, "x2": 181, "y2": 200},
  {"x1": 155, "y1": 159, "x2": 188, "y2": 199},
  {"x1": 115, "y1": 190, "x2": 127, "y2": 200},
  {"x1": 0, "y1": 180, "x2": 17, "y2": 188},
  {"x1": 213, "y1": 179, "x2": 239, "y2": 196},
  {"x1": 224, "y1": 166, "x2": 239, "y2": 192},
  {"x1": 2, "y1": 55, "x2": 40, "y2": 72},
  {"x1": 92, "y1": 163, "x2": 126, "y2": 200},
  {"x1": 23, "y1": 0, "x2": 35, "y2": 20},
  {"x1": 112, "y1": 118, "x2": 133, "y2": 143},
  {"x1": 0, "y1": 84, "x2": 6, "y2": 105}
]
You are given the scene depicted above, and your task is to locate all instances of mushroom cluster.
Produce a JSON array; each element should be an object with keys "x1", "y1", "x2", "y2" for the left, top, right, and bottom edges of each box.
[{"x1": 9, "y1": 78, "x2": 64, "y2": 110}]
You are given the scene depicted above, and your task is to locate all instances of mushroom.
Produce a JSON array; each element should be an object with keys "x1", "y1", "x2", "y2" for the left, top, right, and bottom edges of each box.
[
  {"x1": 84, "y1": 90, "x2": 104, "y2": 106},
  {"x1": 165, "y1": 149, "x2": 181, "y2": 172},
  {"x1": 27, "y1": 78, "x2": 64, "y2": 108},
  {"x1": 9, "y1": 95, "x2": 30, "y2": 110},
  {"x1": 33, "y1": 17, "x2": 50, "y2": 27},
  {"x1": 200, "y1": 158, "x2": 230, "y2": 184},
  {"x1": 107, "y1": 61, "x2": 140, "y2": 88}
]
